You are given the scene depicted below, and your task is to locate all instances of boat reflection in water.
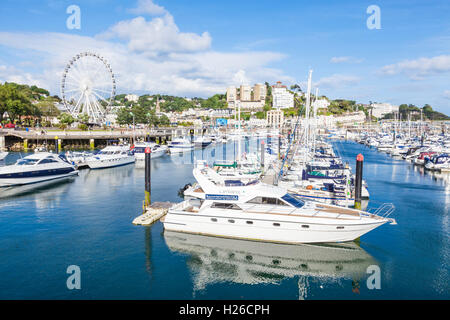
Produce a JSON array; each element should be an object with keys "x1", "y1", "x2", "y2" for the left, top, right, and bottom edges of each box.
[
  {"x1": 163, "y1": 231, "x2": 376, "y2": 298},
  {"x1": 0, "y1": 176, "x2": 76, "y2": 200}
]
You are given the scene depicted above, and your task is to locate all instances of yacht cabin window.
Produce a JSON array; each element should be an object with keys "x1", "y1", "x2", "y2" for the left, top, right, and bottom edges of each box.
[
  {"x1": 210, "y1": 203, "x2": 241, "y2": 210},
  {"x1": 281, "y1": 194, "x2": 305, "y2": 208},
  {"x1": 38, "y1": 158, "x2": 59, "y2": 164},
  {"x1": 247, "y1": 197, "x2": 288, "y2": 206}
]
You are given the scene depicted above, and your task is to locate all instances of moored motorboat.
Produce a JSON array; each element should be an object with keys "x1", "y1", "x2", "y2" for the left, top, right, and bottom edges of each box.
[
  {"x1": 86, "y1": 145, "x2": 135, "y2": 169},
  {"x1": 133, "y1": 142, "x2": 168, "y2": 160},
  {"x1": 163, "y1": 166, "x2": 396, "y2": 244},
  {"x1": 0, "y1": 152, "x2": 78, "y2": 187},
  {"x1": 168, "y1": 137, "x2": 194, "y2": 154}
]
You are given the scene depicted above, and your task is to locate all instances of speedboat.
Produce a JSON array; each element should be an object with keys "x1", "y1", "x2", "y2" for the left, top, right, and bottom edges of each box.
[
  {"x1": 168, "y1": 137, "x2": 194, "y2": 154},
  {"x1": 0, "y1": 152, "x2": 78, "y2": 187},
  {"x1": 162, "y1": 165, "x2": 396, "y2": 244},
  {"x1": 133, "y1": 142, "x2": 168, "y2": 160},
  {"x1": 425, "y1": 153, "x2": 450, "y2": 172},
  {"x1": 86, "y1": 145, "x2": 135, "y2": 169},
  {"x1": 0, "y1": 151, "x2": 8, "y2": 161}
]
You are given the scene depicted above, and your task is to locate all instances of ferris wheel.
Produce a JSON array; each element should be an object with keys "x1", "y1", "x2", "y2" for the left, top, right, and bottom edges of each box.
[{"x1": 61, "y1": 52, "x2": 116, "y2": 124}]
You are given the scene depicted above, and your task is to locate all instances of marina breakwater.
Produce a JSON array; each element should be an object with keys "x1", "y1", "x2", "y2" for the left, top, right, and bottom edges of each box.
[{"x1": 0, "y1": 127, "x2": 211, "y2": 151}]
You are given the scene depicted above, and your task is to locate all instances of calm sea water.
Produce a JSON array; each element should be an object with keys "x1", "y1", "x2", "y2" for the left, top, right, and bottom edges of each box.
[{"x1": 0, "y1": 139, "x2": 448, "y2": 299}]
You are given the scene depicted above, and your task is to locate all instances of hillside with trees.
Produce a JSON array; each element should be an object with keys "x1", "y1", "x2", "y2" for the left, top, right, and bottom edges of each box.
[{"x1": 382, "y1": 104, "x2": 450, "y2": 121}]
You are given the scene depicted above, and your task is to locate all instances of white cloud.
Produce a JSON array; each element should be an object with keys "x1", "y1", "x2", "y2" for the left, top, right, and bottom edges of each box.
[
  {"x1": 314, "y1": 74, "x2": 360, "y2": 89},
  {"x1": 444, "y1": 90, "x2": 450, "y2": 99},
  {"x1": 100, "y1": 15, "x2": 212, "y2": 54},
  {"x1": 0, "y1": 1, "x2": 292, "y2": 98},
  {"x1": 0, "y1": 64, "x2": 42, "y2": 87},
  {"x1": 127, "y1": 0, "x2": 167, "y2": 16},
  {"x1": 380, "y1": 55, "x2": 450, "y2": 80},
  {"x1": 0, "y1": 25, "x2": 288, "y2": 97},
  {"x1": 330, "y1": 56, "x2": 363, "y2": 64}
]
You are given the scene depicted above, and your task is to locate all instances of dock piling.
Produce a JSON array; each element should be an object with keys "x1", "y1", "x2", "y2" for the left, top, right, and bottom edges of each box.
[
  {"x1": 144, "y1": 146, "x2": 152, "y2": 211},
  {"x1": 261, "y1": 140, "x2": 265, "y2": 172},
  {"x1": 354, "y1": 153, "x2": 364, "y2": 210},
  {"x1": 54, "y1": 136, "x2": 59, "y2": 153}
]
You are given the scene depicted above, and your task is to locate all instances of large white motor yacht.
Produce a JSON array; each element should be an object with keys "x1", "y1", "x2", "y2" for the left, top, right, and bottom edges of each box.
[
  {"x1": 193, "y1": 136, "x2": 212, "y2": 148},
  {"x1": 0, "y1": 152, "x2": 78, "y2": 187},
  {"x1": 163, "y1": 165, "x2": 396, "y2": 244},
  {"x1": 168, "y1": 137, "x2": 194, "y2": 154},
  {"x1": 133, "y1": 142, "x2": 168, "y2": 160},
  {"x1": 86, "y1": 145, "x2": 135, "y2": 169}
]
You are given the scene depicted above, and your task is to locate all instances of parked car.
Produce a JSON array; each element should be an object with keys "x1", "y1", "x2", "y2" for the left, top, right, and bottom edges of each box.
[{"x1": 4, "y1": 123, "x2": 15, "y2": 128}]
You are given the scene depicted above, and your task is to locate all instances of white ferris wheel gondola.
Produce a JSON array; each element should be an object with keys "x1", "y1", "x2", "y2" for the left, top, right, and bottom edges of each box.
[{"x1": 61, "y1": 52, "x2": 116, "y2": 124}]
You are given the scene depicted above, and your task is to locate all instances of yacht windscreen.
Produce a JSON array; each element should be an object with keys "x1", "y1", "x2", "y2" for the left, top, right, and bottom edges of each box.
[
  {"x1": 281, "y1": 194, "x2": 305, "y2": 208},
  {"x1": 17, "y1": 158, "x2": 39, "y2": 165}
]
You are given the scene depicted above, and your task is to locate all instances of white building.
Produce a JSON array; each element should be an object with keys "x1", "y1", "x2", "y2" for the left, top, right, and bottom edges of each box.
[
  {"x1": 312, "y1": 99, "x2": 330, "y2": 111},
  {"x1": 314, "y1": 111, "x2": 366, "y2": 128},
  {"x1": 253, "y1": 83, "x2": 267, "y2": 101},
  {"x1": 125, "y1": 94, "x2": 139, "y2": 103},
  {"x1": 226, "y1": 87, "x2": 237, "y2": 109},
  {"x1": 267, "y1": 109, "x2": 284, "y2": 128},
  {"x1": 240, "y1": 85, "x2": 252, "y2": 101},
  {"x1": 371, "y1": 103, "x2": 399, "y2": 119},
  {"x1": 272, "y1": 82, "x2": 294, "y2": 109},
  {"x1": 248, "y1": 118, "x2": 267, "y2": 127}
]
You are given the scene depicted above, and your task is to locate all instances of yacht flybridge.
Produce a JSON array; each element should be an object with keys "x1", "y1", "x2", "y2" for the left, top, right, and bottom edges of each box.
[{"x1": 163, "y1": 165, "x2": 397, "y2": 244}]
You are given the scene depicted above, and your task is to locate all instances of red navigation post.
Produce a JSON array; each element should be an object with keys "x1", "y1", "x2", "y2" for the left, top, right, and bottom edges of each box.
[{"x1": 354, "y1": 153, "x2": 364, "y2": 210}]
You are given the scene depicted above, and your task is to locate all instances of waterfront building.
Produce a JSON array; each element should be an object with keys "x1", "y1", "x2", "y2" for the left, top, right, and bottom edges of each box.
[
  {"x1": 226, "y1": 87, "x2": 237, "y2": 109},
  {"x1": 371, "y1": 103, "x2": 399, "y2": 118},
  {"x1": 253, "y1": 83, "x2": 267, "y2": 101},
  {"x1": 312, "y1": 98, "x2": 330, "y2": 111},
  {"x1": 272, "y1": 81, "x2": 294, "y2": 109},
  {"x1": 267, "y1": 109, "x2": 284, "y2": 128},
  {"x1": 240, "y1": 85, "x2": 252, "y2": 101},
  {"x1": 227, "y1": 84, "x2": 267, "y2": 110},
  {"x1": 125, "y1": 94, "x2": 139, "y2": 103},
  {"x1": 248, "y1": 117, "x2": 267, "y2": 127}
]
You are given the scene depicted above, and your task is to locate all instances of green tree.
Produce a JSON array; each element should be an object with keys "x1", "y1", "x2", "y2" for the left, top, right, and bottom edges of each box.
[
  {"x1": 58, "y1": 113, "x2": 75, "y2": 127},
  {"x1": 0, "y1": 83, "x2": 35, "y2": 122},
  {"x1": 77, "y1": 113, "x2": 90, "y2": 124},
  {"x1": 116, "y1": 107, "x2": 134, "y2": 125},
  {"x1": 159, "y1": 114, "x2": 170, "y2": 126}
]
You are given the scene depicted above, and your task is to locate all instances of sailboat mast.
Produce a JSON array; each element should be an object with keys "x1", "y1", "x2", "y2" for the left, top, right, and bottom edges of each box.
[{"x1": 304, "y1": 69, "x2": 313, "y2": 165}]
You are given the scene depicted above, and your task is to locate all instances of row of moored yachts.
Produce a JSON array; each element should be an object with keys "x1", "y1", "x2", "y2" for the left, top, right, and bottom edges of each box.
[
  {"x1": 0, "y1": 134, "x2": 229, "y2": 188},
  {"x1": 355, "y1": 132, "x2": 450, "y2": 172}
]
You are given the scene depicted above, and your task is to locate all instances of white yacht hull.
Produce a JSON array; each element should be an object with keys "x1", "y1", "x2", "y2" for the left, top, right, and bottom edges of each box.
[
  {"x1": 0, "y1": 170, "x2": 78, "y2": 187},
  {"x1": 169, "y1": 145, "x2": 194, "y2": 154},
  {"x1": 163, "y1": 210, "x2": 387, "y2": 244},
  {"x1": 86, "y1": 156, "x2": 135, "y2": 169},
  {"x1": 135, "y1": 149, "x2": 167, "y2": 160}
]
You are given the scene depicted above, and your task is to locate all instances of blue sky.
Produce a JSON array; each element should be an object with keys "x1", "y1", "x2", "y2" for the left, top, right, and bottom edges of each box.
[{"x1": 0, "y1": 0, "x2": 449, "y2": 114}]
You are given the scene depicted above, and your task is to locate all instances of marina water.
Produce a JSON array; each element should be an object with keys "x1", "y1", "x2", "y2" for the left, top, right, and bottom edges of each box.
[{"x1": 0, "y1": 140, "x2": 448, "y2": 299}]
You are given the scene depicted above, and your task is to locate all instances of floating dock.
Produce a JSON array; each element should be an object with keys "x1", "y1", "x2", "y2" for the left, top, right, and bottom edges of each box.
[{"x1": 132, "y1": 202, "x2": 174, "y2": 226}]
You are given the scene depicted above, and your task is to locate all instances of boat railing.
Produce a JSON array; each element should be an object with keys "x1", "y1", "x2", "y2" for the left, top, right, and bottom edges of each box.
[{"x1": 366, "y1": 203, "x2": 396, "y2": 223}]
